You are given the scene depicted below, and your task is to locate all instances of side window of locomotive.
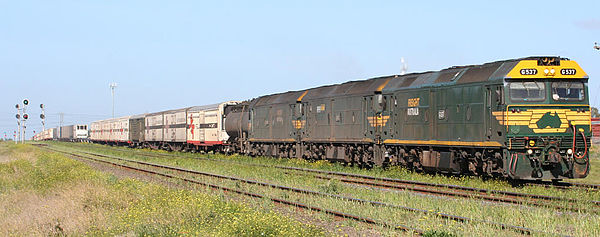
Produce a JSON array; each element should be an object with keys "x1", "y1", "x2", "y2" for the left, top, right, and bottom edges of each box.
[
  {"x1": 509, "y1": 81, "x2": 545, "y2": 102},
  {"x1": 551, "y1": 82, "x2": 584, "y2": 101},
  {"x1": 496, "y1": 87, "x2": 504, "y2": 105}
]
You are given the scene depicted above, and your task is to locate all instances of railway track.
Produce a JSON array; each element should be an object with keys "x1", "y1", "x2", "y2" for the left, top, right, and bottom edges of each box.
[
  {"x1": 523, "y1": 180, "x2": 600, "y2": 191},
  {"x1": 34, "y1": 145, "x2": 423, "y2": 235},
  {"x1": 277, "y1": 167, "x2": 600, "y2": 214},
  {"x1": 87, "y1": 144, "x2": 600, "y2": 191},
  {"x1": 36, "y1": 144, "x2": 559, "y2": 236},
  {"x1": 77, "y1": 144, "x2": 600, "y2": 214}
]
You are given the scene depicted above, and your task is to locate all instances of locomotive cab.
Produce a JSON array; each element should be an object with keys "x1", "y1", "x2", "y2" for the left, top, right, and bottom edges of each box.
[{"x1": 500, "y1": 57, "x2": 590, "y2": 179}]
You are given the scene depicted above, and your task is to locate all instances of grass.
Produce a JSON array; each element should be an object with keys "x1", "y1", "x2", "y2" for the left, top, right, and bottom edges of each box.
[
  {"x1": 54, "y1": 141, "x2": 600, "y2": 201},
  {"x1": 0, "y1": 142, "x2": 324, "y2": 236},
  {"x1": 46, "y1": 141, "x2": 600, "y2": 236},
  {"x1": 578, "y1": 145, "x2": 600, "y2": 184}
]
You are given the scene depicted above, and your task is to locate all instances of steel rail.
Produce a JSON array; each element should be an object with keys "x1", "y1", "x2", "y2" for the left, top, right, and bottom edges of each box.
[
  {"x1": 79, "y1": 145, "x2": 599, "y2": 207},
  {"x1": 41, "y1": 145, "x2": 551, "y2": 235},
  {"x1": 275, "y1": 166, "x2": 600, "y2": 207},
  {"x1": 37, "y1": 145, "x2": 422, "y2": 234},
  {"x1": 72, "y1": 143, "x2": 600, "y2": 191},
  {"x1": 524, "y1": 180, "x2": 600, "y2": 191},
  {"x1": 307, "y1": 174, "x2": 595, "y2": 214}
]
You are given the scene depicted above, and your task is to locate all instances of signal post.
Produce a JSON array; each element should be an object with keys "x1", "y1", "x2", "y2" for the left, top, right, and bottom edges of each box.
[{"x1": 15, "y1": 99, "x2": 30, "y2": 143}]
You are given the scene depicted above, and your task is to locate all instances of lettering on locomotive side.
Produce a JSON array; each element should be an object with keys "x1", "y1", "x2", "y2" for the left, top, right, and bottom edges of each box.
[
  {"x1": 198, "y1": 123, "x2": 218, "y2": 129},
  {"x1": 407, "y1": 98, "x2": 420, "y2": 107},
  {"x1": 407, "y1": 97, "x2": 420, "y2": 116},
  {"x1": 519, "y1": 68, "x2": 537, "y2": 75},
  {"x1": 367, "y1": 115, "x2": 390, "y2": 127},
  {"x1": 560, "y1": 68, "x2": 577, "y2": 75},
  {"x1": 292, "y1": 120, "x2": 306, "y2": 129},
  {"x1": 316, "y1": 104, "x2": 326, "y2": 113},
  {"x1": 407, "y1": 108, "x2": 419, "y2": 116}
]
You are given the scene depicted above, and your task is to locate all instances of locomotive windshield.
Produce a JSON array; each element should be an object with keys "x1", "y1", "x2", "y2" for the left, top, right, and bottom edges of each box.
[
  {"x1": 509, "y1": 81, "x2": 545, "y2": 102},
  {"x1": 551, "y1": 82, "x2": 585, "y2": 101}
]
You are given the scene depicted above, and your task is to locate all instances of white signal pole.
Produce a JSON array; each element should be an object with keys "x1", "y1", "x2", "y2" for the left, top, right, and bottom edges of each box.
[{"x1": 110, "y1": 82, "x2": 118, "y2": 118}]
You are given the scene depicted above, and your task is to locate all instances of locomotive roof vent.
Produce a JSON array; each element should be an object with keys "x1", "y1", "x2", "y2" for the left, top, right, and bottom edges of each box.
[{"x1": 537, "y1": 57, "x2": 561, "y2": 66}]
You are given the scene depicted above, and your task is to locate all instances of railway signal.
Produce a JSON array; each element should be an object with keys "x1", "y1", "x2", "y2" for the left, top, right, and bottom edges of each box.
[
  {"x1": 40, "y1": 104, "x2": 46, "y2": 132},
  {"x1": 22, "y1": 100, "x2": 27, "y2": 143},
  {"x1": 15, "y1": 103, "x2": 21, "y2": 143},
  {"x1": 14, "y1": 99, "x2": 29, "y2": 143},
  {"x1": 595, "y1": 42, "x2": 600, "y2": 51}
]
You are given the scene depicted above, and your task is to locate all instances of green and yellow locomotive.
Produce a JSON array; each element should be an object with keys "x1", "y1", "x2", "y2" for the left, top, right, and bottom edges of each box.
[{"x1": 225, "y1": 56, "x2": 590, "y2": 180}]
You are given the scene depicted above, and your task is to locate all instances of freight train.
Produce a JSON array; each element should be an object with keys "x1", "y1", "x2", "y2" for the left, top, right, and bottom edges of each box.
[
  {"x1": 33, "y1": 125, "x2": 88, "y2": 141},
  {"x1": 34, "y1": 57, "x2": 591, "y2": 180}
]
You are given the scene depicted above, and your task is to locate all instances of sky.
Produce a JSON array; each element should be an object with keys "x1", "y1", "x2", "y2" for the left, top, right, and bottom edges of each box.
[{"x1": 1, "y1": 0, "x2": 599, "y2": 139}]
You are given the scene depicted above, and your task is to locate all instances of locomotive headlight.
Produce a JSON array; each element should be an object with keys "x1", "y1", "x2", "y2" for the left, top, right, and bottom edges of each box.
[
  {"x1": 527, "y1": 149, "x2": 533, "y2": 155},
  {"x1": 567, "y1": 149, "x2": 573, "y2": 155},
  {"x1": 529, "y1": 140, "x2": 535, "y2": 146},
  {"x1": 544, "y1": 69, "x2": 549, "y2": 74},
  {"x1": 550, "y1": 69, "x2": 555, "y2": 74}
]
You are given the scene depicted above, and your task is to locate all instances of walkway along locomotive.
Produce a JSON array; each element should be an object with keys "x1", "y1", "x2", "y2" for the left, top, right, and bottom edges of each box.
[{"x1": 224, "y1": 57, "x2": 591, "y2": 180}]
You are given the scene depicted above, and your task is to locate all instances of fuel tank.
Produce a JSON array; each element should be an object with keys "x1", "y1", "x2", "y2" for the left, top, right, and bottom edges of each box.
[{"x1": 225, "y1": 111, "x2": 250, "y2": 138}]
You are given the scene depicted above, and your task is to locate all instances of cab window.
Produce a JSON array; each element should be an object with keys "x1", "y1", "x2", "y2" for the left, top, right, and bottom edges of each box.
[
  {"x1": 551, "y1": 82, "x2": 584, "y2": 101},
  {"x1": 509, "y1": 81, "x2": 545, "y2": 102}
]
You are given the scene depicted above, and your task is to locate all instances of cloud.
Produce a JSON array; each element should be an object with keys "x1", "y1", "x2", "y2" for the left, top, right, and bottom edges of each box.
[{"x1": 574, "y1": 19, "x2": 600, "y2": 30}]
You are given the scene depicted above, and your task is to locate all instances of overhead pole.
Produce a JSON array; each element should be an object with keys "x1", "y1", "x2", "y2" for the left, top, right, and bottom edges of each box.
[
  {"x1": 109, "y1": 82, "x2": 118, "y2": 118},
  {"x1": 59, "y1": 112, "x2": 64, "y2": 139}
]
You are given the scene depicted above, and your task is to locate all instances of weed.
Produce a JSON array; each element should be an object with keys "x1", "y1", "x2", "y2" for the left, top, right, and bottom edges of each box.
[{"x1": 423, "y1": 230, "x2": 458, "y2": 237}]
